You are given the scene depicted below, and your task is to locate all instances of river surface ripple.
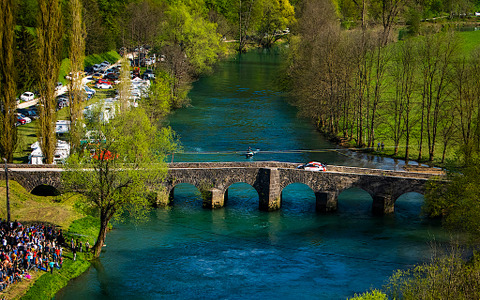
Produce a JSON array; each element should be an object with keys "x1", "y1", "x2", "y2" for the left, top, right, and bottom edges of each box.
[{"x1": 55, "y1": 48, "x2": 446, "y2": 300}]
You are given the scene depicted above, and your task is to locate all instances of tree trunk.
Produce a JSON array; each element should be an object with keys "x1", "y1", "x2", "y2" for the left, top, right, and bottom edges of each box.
[
  {"x1": 92, "y1": 217, "x2": 109, "y2": 258},
  {"x1": 418, "y1": 96, "x2": 425, "y2": 161}
]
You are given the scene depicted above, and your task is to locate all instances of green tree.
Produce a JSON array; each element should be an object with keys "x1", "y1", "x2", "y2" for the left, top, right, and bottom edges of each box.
[
  {"x1": 384, "y1": 247, "x2": 480, "y2": 299},
  {"x1": 15, "y1": 26, "x2": 37, "y2": 94},
  {"x1": 62, "y1": 107, "x2": 177, "y2": 257},
  {"x1": 36, "y1": 0, "x2": 63, "y2": 164},
  {"x1": 159, "y1": 0, "x2": 225, "y2": 107},
  {"x1": 83, "y1": 0, "x2": 107, "y2": 55},
  {"x1": 141, "y1": 70, "x2": 173, "y2": 122},
  {"x1": 162, "y1": 1, "x2": 224, "y2": 74},
  {"x1": 117, "y1": 55, "x2": 132, "y2": 113},
  {"x1": 68, "y1": 0, "x2": 87, "y2": 152},
  {"x1": 424, "y1": 153, "x2": 480, "y2": 239},
  {"x1": 0, "y1": 0, "x2": 17, "y2": 162},
  {"x1": 256, "y1": 0, "x2": 295, "y2": 48}
]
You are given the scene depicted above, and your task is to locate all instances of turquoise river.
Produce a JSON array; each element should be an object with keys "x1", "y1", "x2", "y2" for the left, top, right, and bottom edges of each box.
[{"x1": 55, "y1": 48, "x2": 447, "y2": 299}]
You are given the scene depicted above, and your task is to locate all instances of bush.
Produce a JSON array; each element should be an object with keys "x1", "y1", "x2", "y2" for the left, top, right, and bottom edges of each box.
[{"x1": 350, "y1": 289, "x2": 388, "y2": 300}]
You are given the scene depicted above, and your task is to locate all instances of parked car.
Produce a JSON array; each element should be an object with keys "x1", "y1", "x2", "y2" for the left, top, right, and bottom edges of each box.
[
  {"x1": 105, "y1": 72, "x2": 119, "y2": 80},
  {"x1": 20, "y1": 92, "x2": 35, "y2": 102},
  {"x1": 56, "y1": 94, "x2": 69, "y2": 106},
  {"x1": 95, "y1": 83, "x2": 113, "y2": 89},
  {"x1": 100, "y1": 61, "x2": 110, "y2": 68},
  {"x1": 142, "y1": 69, "x2": 155, "y2": 79},
  {"x1": 97, "y1": 79, "x2": 113, "y2": 85},
  {"x1": 16, "y1": 117, "x2": 26, "y2": 126},
  {"x1": 84, "y1": 66, "x2": 94, "y2": 74},
  {"x1": 55, "y1": 82, "x2": 63, "y2": 91},
  {"x1": 16, "y1": 113, "x2": 31, "y2": 124},
  {"x1": 17, "y1": 108, "x2": 39, "y2": 120},
  {"x1": 91, "y1": 73, "x2": 103, "y2": 80},
  {"x1": 296, "y1": 162, "x2": 327, "y2": 172},
  {"x1": 84, "y1": 86, "x2": 96, "y2": 98}
]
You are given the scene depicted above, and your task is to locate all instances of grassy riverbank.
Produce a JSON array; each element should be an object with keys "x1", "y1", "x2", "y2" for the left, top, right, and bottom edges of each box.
[
  {"x1": 315, "y1": 29, "x2": 480, "y2": 169},
  {"x1": 0, "y1": 180, "x2": 99, "y2": 299}
]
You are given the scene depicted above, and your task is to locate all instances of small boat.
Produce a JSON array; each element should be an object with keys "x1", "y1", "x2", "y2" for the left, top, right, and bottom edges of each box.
[
  {"x1": 244, "y1": 148, "x2": 259, "y2": 158},
  {"x1": 245, "y1": 151, "x2": 254, "y2": 158}
]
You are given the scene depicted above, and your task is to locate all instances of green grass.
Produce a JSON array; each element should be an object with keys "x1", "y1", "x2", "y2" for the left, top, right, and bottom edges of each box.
[
  {"x1": 58, "y1": 58, "x2": 71, "y2": 85},
  {"x1": 65, "y1": 216, "x2": 100, "y2": 248},
  {"x1": 20, "y1": 253, "x2": 91, "y2": 300},
  {"x1": 14, "y1": 122, "x2": 38, "y2": 164},
  {"x1": 84, "y1": 50, "x2": 122, "y2": 67},
  {"x1": 458, "y1": 30, "x2": 480, "y2": 54}
]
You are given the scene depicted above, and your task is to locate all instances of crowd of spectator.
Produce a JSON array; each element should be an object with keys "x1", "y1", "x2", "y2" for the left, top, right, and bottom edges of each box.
[{"x1": 0, "y1": 219, "x2": 70, "y2": 292}]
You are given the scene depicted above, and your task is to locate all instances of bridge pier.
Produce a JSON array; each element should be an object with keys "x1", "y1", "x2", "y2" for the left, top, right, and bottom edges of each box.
[
  {"x1": 315, "y1": 191, "x2": 337, "y2": 212},
  {"x1": 258, "y1": 168, "x2": 281, "y2": 211},
  {"x1": 202, "y1": 188, "x2": 225, "y2": 209},
  {"x1": 372, "y1": 193, "x2": 395, "y2": 215}
]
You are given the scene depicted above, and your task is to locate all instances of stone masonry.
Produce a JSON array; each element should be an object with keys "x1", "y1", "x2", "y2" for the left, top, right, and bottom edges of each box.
[{"x1": 1, "y1": 162, "x2": 444, "y2": 215}]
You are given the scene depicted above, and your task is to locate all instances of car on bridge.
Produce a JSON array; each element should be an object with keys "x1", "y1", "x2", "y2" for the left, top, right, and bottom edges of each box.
[{"x1": 297, "y1": 161, "x2": 326, "y2": 172}]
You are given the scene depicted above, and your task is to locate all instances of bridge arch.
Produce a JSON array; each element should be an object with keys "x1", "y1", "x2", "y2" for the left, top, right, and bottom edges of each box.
[
  {"x1": 394, "y1": 192, "x2": 425, "y2": 217},
  {"x1": 224, "y1": 182, "x2": 259, "y2": 209},
  {"x1": 337, "y1": 187, "x2": 374, "y2": 214},
  {"x1": 392, "y1": 186, "x2": 426, "y2": 202},
  {"x1": 281, "y1": 183, "x2": 316, "y2": 212},
  {"x1": 31, "y1": 184, "x2": 61, "y2": 196},
  {"x1": 337, "y1": 184, "x2": 375, "y2": 200},
  {"x1": 168, "y1": 183, "x2": 203, "y2": 207}
]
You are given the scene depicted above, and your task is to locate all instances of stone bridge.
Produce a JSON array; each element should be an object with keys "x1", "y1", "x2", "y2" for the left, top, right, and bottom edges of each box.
[{"x1": 1, "y1": 162, "x2": 444, "y2": 215}]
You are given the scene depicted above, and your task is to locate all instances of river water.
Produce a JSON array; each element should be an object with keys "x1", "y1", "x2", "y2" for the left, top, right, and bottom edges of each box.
[{"x1": 56, "y1": 48, "x2": 446, "y2": 299}]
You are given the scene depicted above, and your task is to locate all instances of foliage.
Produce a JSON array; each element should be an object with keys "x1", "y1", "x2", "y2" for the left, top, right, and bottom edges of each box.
[
  {"x1": 349, "y1": 289, "x2": 388, "y2": 300},
  {"x1": 14, "y1": 25, "x2": 37, "y2": 94},
  {"x1": 256, "y1": 0, "x2": 296, "y2": 48},
  {"x1": 62, "y1": 107, "x2": 176, "y2": 257},
  {"x1": 161, "y1": 1, "x2": 225, "y2": 74},
  {"x1": 0, "y1": 0, "x2": 17, "y2": 162},
  {"x1": 36, "y1": 0, "x2": 63, "y2": 164},
  {"x1": 424, "y1": 154, "x2": 480, "y2": 239},
  {"x1": 142, "y1": 70, "x2": 173, "y2": 122},
  {"x1": 67, "y1": 0, "x2": 86, "y2": 152},
  {"x1": 155, "y1": 0, "x2": 226, "y2": 107},
  {"x1": 384, "y1": 247, "x2": 480, "y2": 299}
]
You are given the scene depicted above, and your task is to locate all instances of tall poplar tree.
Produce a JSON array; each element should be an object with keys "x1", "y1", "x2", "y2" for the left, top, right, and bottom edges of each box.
[
  {"x1": 0, "y1": 0, "x2": 17, "y2": 162},
  {"x1": 117, "y1": 55, "x2": 131, "y2": 113},
  {"x1": 36, "y1": 0, "x2": 62, "y2": 164},
  {"x1": 68, "y1": 0, "x2": 86, "y2": 152}
]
